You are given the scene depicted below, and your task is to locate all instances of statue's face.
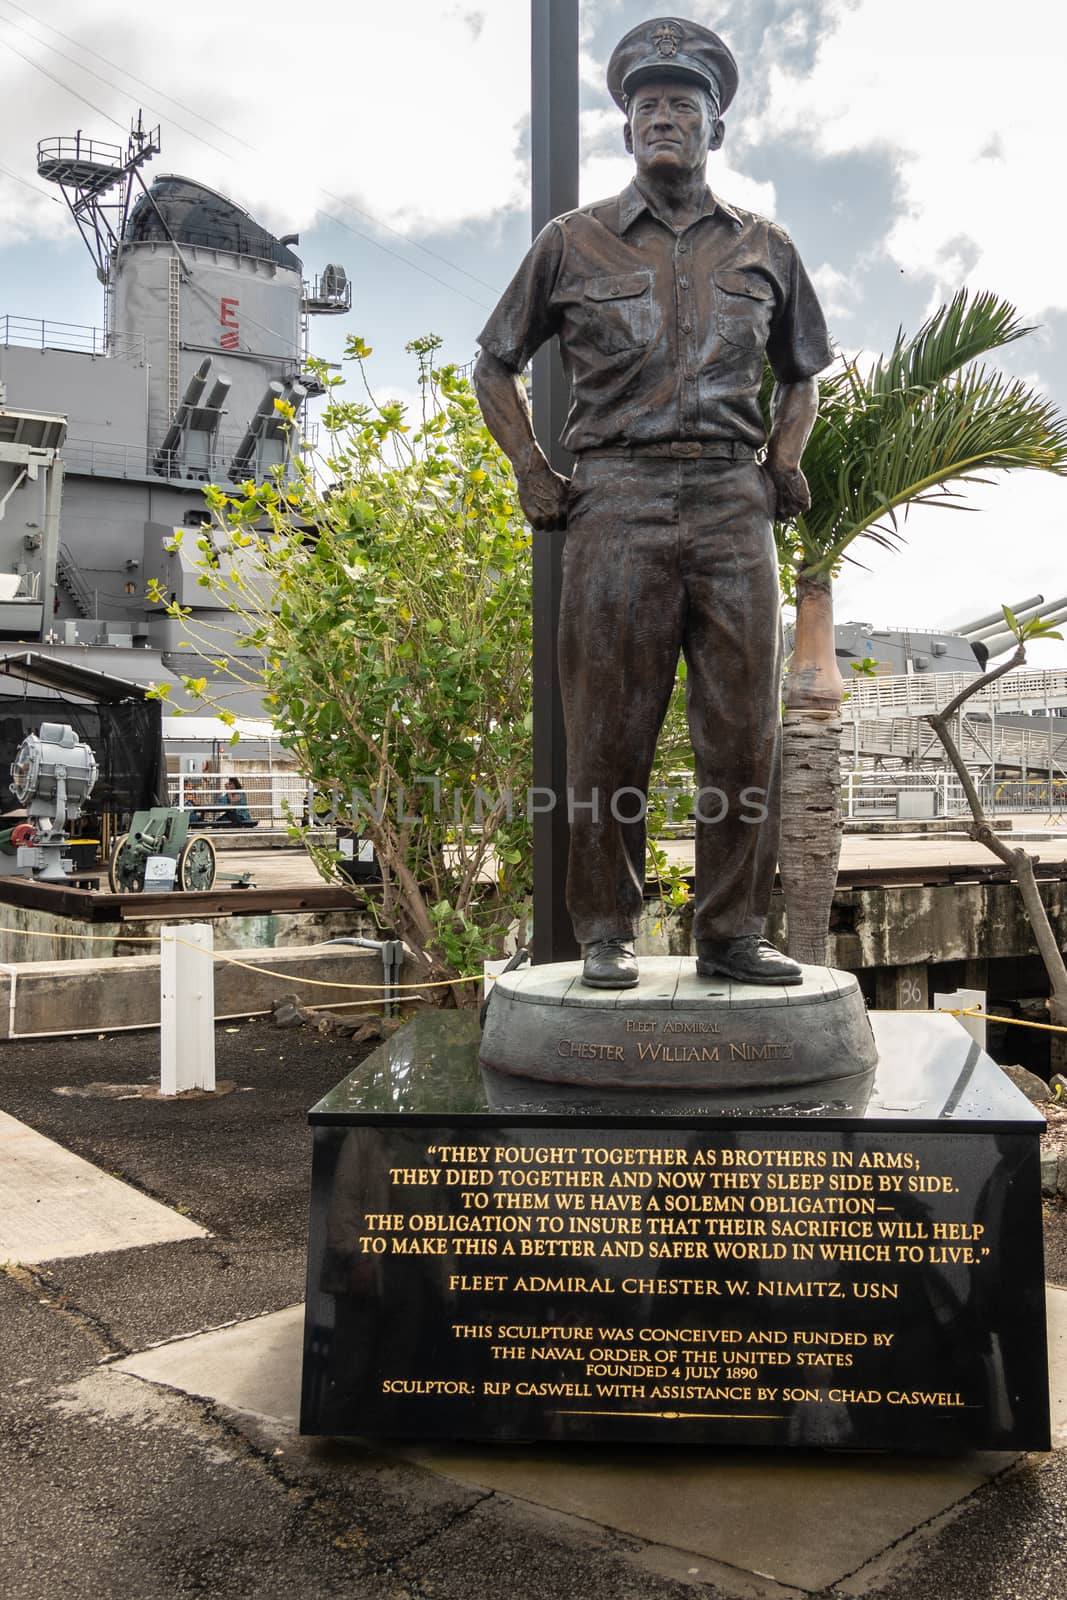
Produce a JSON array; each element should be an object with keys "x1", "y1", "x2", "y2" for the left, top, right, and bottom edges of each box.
[{"x1": 624, "y1": 76, "x2": 723, "y2": 177}]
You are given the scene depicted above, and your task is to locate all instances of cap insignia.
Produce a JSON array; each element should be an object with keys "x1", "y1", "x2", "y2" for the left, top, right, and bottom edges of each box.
[{"x1": 652, "y1": 23, "x2": 681, "y2": 58}]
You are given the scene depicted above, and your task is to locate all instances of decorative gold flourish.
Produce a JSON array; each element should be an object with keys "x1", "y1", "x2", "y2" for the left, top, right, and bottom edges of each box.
[{"x1": 557, "y1": 1408, "x2": 786, "y2": 1421}]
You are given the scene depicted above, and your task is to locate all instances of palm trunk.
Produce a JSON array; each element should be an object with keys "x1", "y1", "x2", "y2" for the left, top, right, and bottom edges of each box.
[{"x1": 779, "y1": 573, "x2": 845, "y2": 967}]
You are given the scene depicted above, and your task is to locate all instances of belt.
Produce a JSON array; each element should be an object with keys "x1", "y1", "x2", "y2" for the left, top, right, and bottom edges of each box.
[{"x1": 579, "y1": 441, "x2": 756, "y2": 461}]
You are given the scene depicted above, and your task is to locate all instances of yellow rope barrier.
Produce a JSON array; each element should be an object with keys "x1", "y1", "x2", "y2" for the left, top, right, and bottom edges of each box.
[
  {"x1": 0, "y1": 923, "x2": 1063, "y2": 1020},
  {"x1": 173, "y1": 940, "x2": 484, "y2": 993},
  {"x1": 0, "y1": 922, "x2": 484, "y2": 991},
  {"x1": 941, "y1": 1005, "x2": 1067, "y2": 1036},
  {"x1": 872, "y1": 1005, "x2": 1067, "y2": 1036},
  {"x1": 0, "y1": 924, "x2": 158, "y2": 943}
]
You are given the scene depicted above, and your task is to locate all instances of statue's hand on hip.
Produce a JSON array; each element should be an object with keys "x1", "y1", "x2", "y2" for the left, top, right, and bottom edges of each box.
[
  {"x1": 517, "y1": 462, "x2": 572, "y2": 532},
  {"x1": 764, "y1": 461, "x2": 811, "y2": 523}
]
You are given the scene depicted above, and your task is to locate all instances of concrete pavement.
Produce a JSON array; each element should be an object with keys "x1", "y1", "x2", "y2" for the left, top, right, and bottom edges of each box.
[
  {"x1": 106, "y1": 1290, "x2": 1066, "y2": 1594},
  {"x1": 1, "y1": 1017, "x2": 1066, "y2": 1599}
]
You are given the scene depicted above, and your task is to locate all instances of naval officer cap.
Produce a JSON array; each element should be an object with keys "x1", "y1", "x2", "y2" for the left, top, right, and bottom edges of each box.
[{"x1": 607, "y1": 17, "x2": 738, "y2": 115}]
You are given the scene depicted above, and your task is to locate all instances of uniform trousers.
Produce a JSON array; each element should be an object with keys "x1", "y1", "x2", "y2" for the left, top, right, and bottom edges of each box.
[{"x1": 558, "y1": 454, "x2": 783, "y2": 947}]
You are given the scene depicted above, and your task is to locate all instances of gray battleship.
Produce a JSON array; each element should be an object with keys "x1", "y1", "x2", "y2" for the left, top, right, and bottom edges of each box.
[{"x1": 0, "y1": 114, "x2": 348, "y2": 710}]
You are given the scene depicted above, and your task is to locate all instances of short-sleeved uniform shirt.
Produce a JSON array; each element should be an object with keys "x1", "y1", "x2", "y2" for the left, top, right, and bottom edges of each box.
[{"x1": 477, "y1": 180, "x2": 833, "y2": 454}]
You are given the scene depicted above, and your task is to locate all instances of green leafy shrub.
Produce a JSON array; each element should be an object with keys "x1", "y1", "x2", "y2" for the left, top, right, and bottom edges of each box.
[{"x1": 151, "y1": 336, "x2": 534, "y2": 1000}]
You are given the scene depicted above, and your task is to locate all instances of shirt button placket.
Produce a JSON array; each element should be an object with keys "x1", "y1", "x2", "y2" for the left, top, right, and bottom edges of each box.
[{"x1": 677, "y1": 238, "x2": 695, "y2": 423}]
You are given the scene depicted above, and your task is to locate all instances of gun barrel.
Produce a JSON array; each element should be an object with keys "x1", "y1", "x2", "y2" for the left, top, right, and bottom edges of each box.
[{"x1": 948, "y1": 595, "x2": 1044, "y2": 637}]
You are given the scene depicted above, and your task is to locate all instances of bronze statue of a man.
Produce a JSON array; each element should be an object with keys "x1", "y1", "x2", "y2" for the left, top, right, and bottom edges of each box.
[{"x1": 475, "y1": 17, "x2": 832, "y2": 991}]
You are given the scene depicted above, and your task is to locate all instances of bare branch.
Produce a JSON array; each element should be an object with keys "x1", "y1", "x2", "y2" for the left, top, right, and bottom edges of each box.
[
  {"x1": 934, "y1": 641, "x2": 1026, "y2": 723},
  {"x1": 925, "y1": 643, "x2": 1067, "y2": 1007}
]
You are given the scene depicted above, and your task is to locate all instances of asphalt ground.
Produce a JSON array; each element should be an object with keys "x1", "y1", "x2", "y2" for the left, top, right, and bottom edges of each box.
[{"x1": 1, "y1": 1017, "x2": 1065, "y2": 1600}]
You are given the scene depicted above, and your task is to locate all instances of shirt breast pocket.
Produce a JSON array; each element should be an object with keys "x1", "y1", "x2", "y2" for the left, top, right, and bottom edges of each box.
[
  {"x1": 715, "y1": 270, "x2": 774, "y2": 351},
  {"x1": 584, "y1": 271, "x2": 653, "y2": 355}
]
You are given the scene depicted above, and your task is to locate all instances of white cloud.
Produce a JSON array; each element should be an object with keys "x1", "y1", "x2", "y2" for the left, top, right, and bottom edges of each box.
[
  {"x1": 750, "y1": 0, "x2": 1067, "y2": 317},
  {"x1": 810, "y1": 262, "x2": 860, "y2": 320},
  {"x1": 0, "y1": 1, "x2": 778, "y2": 252},
  {"x1": 2, "y1": 0, "x2": 1064, "y2": 659},
  {"x1": 0, "y1": 1, "x2": 532, "y2": 244}
]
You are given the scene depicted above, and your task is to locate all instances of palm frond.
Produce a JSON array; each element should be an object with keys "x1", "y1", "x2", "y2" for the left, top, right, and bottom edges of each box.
[
  {"x1": 867, "y1": 289, "x2": 1032, "y2": 398},
  {"x1": 783, "y1": 290, "x2": 1067, "y2": 579}
]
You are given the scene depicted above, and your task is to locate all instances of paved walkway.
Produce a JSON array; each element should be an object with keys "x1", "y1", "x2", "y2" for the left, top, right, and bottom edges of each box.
[{"x1": 0, "y1": 1109, "x2": 207, "y2": 1262}]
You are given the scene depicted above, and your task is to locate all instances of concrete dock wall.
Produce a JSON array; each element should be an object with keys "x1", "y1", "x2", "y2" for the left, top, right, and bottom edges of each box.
[
  {"x1": 0, "y1": 904, "x2": 376, "y2": 965},
  {"x1": 637, "y1": 878, "x2": 1067, "y2": 974},
  {"x1": 0, "y1": 943, "x2": 385, "y2": 1039}
]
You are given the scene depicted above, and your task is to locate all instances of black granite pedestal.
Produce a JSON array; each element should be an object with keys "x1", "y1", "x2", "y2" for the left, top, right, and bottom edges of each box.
[{"x1": 300, "y1": 1011, "x2": 1050, "y2": 1452}]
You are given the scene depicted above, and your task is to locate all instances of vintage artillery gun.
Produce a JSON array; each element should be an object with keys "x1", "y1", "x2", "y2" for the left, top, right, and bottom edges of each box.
[{"x1": 108, "y1": 806, "x2": 217, "y2": 892}]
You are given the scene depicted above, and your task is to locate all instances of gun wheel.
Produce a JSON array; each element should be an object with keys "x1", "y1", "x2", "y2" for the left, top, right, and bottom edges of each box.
[
  {"x1": 178, "y1": 834, "x2": 217, "y2": 891},
  {"x1": 107, "y1": 832, "x2": 145, "y2": 894}
]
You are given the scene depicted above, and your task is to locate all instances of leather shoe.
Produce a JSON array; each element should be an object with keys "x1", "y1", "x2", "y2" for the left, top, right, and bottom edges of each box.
[
  {"x1": 581, "y1": 938, "x2": 639, "y2": 989},
  {"x1": 696, "y1": 936, "x2": 803, "y2": 986}
]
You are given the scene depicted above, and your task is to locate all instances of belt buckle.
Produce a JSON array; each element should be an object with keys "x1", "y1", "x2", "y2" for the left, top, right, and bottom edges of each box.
[{"x1": 669, "y1": 441, "x2": 702, "y2": 459}]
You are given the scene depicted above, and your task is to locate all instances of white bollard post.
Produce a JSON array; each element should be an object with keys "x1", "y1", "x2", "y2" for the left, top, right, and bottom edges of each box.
[
  {"x1": 933, "y1": 986, "x2": 987, "y2": 1052},
  {"x1": 160, "y1": 922, "x2": 216, "y2": 1094}
]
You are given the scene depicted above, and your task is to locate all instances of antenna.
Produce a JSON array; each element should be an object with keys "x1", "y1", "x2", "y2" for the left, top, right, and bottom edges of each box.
[{"x1": 36, "y1": 110, "x2": 161, "y2": 286}]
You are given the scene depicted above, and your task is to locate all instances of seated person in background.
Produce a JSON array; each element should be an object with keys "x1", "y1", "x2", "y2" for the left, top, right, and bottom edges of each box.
[
  {"x1": 216, "y1": 776, "x2": 252, "y2": 827},
  {"x1": 191, "y1": 776, "x2": 253, "y2": 828}
]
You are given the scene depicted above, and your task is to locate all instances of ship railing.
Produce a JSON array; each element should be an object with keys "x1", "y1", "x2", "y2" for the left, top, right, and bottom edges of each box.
[
  {"x1": 60, "y1": 431, "x2": 247, "y2": 479},
  {"x1": 841, "y1": 667, "x2": 1067, "y2": 717},
  {"x1": 163, "y1": 764, "x2": 1067, "y2": 829},
  {"x1": 0, "y1": 314, "x2": 146, "y2": 362},
  {"x1": 167, "y1": 769, "x2": 314, "y2": 828},
  {"x1": 849, "y1": 713, "x2": 1067, "y2": 769},
  {"x1": 61, "y1": 437, "x2": 159, "y2": 479},
  {"x1": 840, "y1": 768, "x2": 969, "y2": 819},
  {"x1": 61, "y1": 429, "x2": 316, "y2": 482},
  {"x1": 841, "y1": 767, "x2": 1067, "y2": 818},
  {"x1": 37, "y1": 133, "x2": 125, "y2": 170}
]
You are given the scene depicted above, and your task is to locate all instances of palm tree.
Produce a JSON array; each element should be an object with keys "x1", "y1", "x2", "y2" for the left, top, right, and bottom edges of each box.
[{"x1": 776, "y1": 290, "x2": 1067, "y2": 965}]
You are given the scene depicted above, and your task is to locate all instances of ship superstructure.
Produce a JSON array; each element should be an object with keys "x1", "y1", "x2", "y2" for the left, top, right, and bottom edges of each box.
[{"x1": 0, "y1": 115, "x2": 348, "y2": 707}]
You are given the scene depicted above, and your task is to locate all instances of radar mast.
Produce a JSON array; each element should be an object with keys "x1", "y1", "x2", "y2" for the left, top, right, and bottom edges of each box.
[{"x1": 37, "y1": 111, "x2": 161, "y2": 298}]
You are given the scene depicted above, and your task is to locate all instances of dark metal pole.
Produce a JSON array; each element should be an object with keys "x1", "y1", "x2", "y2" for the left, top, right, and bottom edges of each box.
[{"x1": 531, "y1": 0, "x2": 580, "y2": 964}]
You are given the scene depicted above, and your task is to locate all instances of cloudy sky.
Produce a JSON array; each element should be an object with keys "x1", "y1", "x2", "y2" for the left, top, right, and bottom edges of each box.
[{"x1": 1, "y1": 0, "x2": 1065, "y2": 661}]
